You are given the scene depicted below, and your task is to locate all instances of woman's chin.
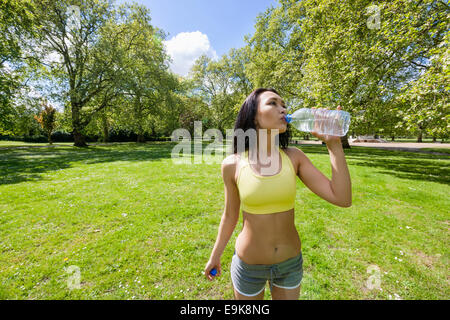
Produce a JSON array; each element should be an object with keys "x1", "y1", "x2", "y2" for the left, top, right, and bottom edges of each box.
[
  {"x1": 263, "y1": 125, "x2": 287, "y2": 134},
  {"x1": 276, "y1": 125, "x2": 287, "y2": 134}
]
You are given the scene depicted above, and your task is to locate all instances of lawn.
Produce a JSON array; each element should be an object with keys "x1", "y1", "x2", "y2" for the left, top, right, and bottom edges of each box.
[
  {"x1": 289, "y1": 136, "x2": 448, "y2": 144},
  {"x1": 0, "y1": 141, "x2": 448, "y2": 299}
]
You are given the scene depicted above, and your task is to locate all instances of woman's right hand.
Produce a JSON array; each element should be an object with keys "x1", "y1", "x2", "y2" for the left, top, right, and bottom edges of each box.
[{"x1": 204, "y1": 257, "x2": 221, "y2": 281}]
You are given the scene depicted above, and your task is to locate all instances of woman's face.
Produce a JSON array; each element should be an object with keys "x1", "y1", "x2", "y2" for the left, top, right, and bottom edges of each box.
[{"x1": 254, "y1": 91, "x2": 288, "y2": 134}]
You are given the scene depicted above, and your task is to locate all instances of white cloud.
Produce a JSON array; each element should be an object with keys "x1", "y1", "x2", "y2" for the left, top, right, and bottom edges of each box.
[{"x1": 163, "y1": 31, "x2": 219, "y2": 77}]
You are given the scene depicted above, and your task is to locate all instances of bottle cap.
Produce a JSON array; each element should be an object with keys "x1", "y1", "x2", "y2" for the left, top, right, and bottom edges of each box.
[
  {"x1": 210, "y1": 268, "x2": 217, "y2": 276},
  {"x1": 285, "y1": 114, "x2": 292, "y2": 123}
]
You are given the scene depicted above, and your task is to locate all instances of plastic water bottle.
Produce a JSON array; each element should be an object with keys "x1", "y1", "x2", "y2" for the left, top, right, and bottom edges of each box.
[{"x1": 285, "y1": 108, "x2": 351, "y2": 136}]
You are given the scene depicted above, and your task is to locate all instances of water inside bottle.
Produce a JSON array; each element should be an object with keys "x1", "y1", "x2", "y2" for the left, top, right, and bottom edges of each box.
[
  {"x1": 291, "y1": 108, "x2": 314, "y2": 132},
  {"x1": 290, "y1": 108, "x2": 351, "y2": 136}
]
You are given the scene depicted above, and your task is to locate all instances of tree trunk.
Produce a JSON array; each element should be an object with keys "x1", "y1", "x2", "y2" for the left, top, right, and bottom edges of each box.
[
  {"x1": 137, "y1": 133, "x2": 145, "y2": 143},
  {"x1": 341, "y1": 134, "x2": 351, "y2": 149},
  {"x1": 134, "y1": 96, "x2": 145, "y2": 143},
  {"x1": 136, "y1": 117, "x2": 145, "y2": 143},
  {"x1": 417, "y1": 130, "x2": 423, "y2": 143},
  {"x1": 72, "y1": 103, "x2": 87, "y2": 147},
  {"x1": 73, "y1": 126, "x2": 87, "y2": 147},
  {"x1": 391, "y1": 135, "x2": 395, "y2": 141},
  {"x1": 102, "y1": 110, "x2": 109, "y2": 143},
  {"x1": 48, "y1": 131, "x2": 53, "y2": 145}
]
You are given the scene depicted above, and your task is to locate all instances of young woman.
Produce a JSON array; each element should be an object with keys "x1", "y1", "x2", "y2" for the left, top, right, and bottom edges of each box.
[{"x1": 204, "y1": 88, "x2": 352, "y2": 300}]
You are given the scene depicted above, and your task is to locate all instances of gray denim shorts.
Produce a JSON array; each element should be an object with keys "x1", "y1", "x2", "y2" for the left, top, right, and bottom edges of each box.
[{"x1": 230, "y1": 251, "x2": 303, "y2": 297}]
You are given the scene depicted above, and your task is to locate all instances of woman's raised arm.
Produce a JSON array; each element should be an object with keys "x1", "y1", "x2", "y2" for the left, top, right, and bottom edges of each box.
[{"x1": 293, "y1": 142, "x2": 352, "y2": 208}]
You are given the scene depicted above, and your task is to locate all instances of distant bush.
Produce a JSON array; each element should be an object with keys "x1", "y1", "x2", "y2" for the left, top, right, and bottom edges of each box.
[
  {"x1": 51, "y1": 130, "x2": 73, "y2": 142},
  {"x1": 0, "y1": 131, "x2": 171, "y2": 143},
  {"x1": 108, "y1": 129, "x2": 137, "y2": 142},
  {"x1": 0, "y1": 134, "x2": 22, "y2": 141},
  {"x1": 23, "y1": 135, "x2": 47, "y2": 143},
  {"x1": 107, "y1": 129, "x2": 169, "y2": 142}
]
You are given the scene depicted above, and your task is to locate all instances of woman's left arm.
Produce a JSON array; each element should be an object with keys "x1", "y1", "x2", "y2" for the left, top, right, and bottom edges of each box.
[
  {"x1": 294, "y1": 140, "x2": 352, "y2": 208},
  {"x1": 326, "y1": 140, "x2": 352, "y2": 207},
  {"x1": 295, "y1": 105, "x2": 352, "y2": 208}
]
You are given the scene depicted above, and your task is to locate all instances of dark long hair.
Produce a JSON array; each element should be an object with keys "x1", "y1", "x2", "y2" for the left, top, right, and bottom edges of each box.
[{"x1": 232, "y1": 88, "x2": 291, "y2": 154}]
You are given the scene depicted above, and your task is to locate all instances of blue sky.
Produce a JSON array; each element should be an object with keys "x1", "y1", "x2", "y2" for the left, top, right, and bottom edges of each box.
[{"x1": 118, "y1": 0, "x2": 279, "y2": 76}]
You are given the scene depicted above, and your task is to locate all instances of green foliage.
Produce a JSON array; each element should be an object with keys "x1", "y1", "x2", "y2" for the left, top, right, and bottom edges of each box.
[
  {"x1": 34, "y1": 100, "x2": 57, "y2": 144},
  {"x1": 397, "y1": 31, "x2": 449, "y2": 139},
  {"x1": 0, "y1": 0, "x2": 36, "y2": 128},
  {"x1": 1, "y1": 0, "x2": 448, "y2": 143},
  {"x1": 20, "y1": 1, "x2": 177, "y2": 146},
  {"x1": 243, "y1": 0, "x2": 449, "y2": 138},
  {"x1": 189, "y1": 49, "x2": 253, "y2": 134}
]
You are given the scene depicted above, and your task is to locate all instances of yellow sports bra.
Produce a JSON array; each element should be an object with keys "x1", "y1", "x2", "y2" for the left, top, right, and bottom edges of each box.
[{"x1": 237, "y1": 147, "x2": 297, "y2": 214}]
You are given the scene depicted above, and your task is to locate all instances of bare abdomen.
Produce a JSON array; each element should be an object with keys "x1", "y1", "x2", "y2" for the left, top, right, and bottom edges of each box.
[{"x1": 235, "y1": 209, "x2": 301, "y2": 264}]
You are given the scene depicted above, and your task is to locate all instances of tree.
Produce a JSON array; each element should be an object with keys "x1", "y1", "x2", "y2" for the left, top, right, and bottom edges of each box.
[
  {"x1": 244, "y1": 0, "x2": 449, "y2": 145},
  {"x1": 244, "y1": 2, "x2": 304, "y2": 101},
  {"x1": 189, "y1": 50, "x2": 252, "y2": 135},
  {"x1": 28, "y1": 1, "x2": 166, "y2": 146},
  {"x1": 397, "y1": 31, "x2": 449, "y2": 142},
  {"x1": 27, "y1": 1, "x2": 178, "y2": 146},
  {"x1": 34, "y1": 99, "x2": 57, "y2": 144},
  {"x1": 0, "y1": 0, "x2": 36, "y2": 132},
  {"x1": 26, "y1": 0, "x2": 112, "y2": 146},
  {"x1": 110, "y1": 4, "x2": 178, "y2": 143}
]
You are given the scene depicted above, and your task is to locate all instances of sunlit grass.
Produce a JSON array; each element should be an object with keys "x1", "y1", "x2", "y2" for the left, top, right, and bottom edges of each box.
[{"x1": 0, "y1": 142, "x2": 448, "y2": 299}]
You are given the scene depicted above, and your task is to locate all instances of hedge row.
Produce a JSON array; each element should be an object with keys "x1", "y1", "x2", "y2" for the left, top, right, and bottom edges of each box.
[{"x1": 0, "y1": 130, "x2": 172, "y2": 143}]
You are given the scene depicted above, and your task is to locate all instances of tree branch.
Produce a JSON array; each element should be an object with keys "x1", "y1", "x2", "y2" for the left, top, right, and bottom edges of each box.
[{"x1": 408, "y1": 59, "x2": 429, "y2": 69}]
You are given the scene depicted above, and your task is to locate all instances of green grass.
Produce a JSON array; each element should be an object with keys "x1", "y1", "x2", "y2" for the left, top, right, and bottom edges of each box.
[
  {"x1": 0, "y1": 141, "x2": 75, "y2": 147},
  {"x1": 387, "y1": 138, "x2": 447, "y2": 143},
  {"x1": 289, "y1": 136, "x2": 449, "y2": 143},
  {"x1": 0, "y1": 142, "x2": 448, "y2": 300},
  {"x1": 421, "y1": 148, "x2": 450, "y2": 155}
]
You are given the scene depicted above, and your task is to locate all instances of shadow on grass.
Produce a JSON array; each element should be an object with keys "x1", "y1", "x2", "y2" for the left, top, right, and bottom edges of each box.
[
  {"x1": 1, "y1": 142, "x2": 448, "y2": 186},
  {"x1": 295, "y1": 144, "x2": 450, "y2": 185},
  {"x1": 0, "y1": 142, "x2": 181, "y2": 185}
]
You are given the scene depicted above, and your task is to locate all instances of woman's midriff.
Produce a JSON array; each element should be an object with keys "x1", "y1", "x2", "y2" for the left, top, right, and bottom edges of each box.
[{"x1": 235, "y1": 208, "x2": 301, "y2": 265}]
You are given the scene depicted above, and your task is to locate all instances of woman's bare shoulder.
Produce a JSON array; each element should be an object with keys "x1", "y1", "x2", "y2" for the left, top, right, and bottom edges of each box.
[
  {"x1": 221, "y1": 153, "x2": 241, "y2": 183},
  {"x1": 285, "y1": 146, "x2": 307, "y2": 157},
  {"x1": 222, "y1": 153, "x2": 240, "y2": 166},
  {"x1": 284, "y1": 147, "x2": 307, "y2": 172}
]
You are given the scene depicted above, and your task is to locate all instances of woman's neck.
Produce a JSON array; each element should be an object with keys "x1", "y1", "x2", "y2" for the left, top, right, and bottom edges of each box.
[{"x1": 256, "y1": 129, "x2": 279, "y2": 156}]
